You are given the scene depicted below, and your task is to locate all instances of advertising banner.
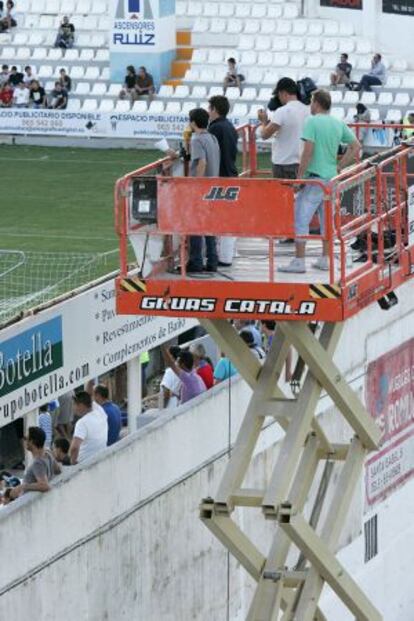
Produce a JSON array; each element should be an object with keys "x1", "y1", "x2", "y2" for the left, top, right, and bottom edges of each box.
[
  {"x1": 383, "y1": 0, "x2": 414, "y2": 15},
  {"x1": 0, "y1": 276, "x2": 197, "y2": 427},
  {"x1": 320, "y1": 0, "x2": 362, "y2": 8},
  {"x1": 365, "y1": 338, "x2": 414, "y2": 508}
]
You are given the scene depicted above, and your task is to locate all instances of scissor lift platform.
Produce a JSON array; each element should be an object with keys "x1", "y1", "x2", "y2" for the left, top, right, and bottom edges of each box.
[{"x1": 114, "y1": 129, "x2": 414, "y2": 621}]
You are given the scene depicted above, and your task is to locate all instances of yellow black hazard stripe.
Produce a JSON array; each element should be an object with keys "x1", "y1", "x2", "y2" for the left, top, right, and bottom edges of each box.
[
  {"x1": 309, "y1": 284, "x2": 341, "y2": 300},
  {"x1": 120, "y1": 277, "x2": 147, "y2": 293}
]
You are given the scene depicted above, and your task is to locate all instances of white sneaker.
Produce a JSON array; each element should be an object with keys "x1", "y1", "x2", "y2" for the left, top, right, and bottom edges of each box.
[
  {"x1": 312, "y1": 256, "x2": 329, "y2": 271},
  {"x1": 278, "y1": 258, "x2": 306, "y2": 273}
]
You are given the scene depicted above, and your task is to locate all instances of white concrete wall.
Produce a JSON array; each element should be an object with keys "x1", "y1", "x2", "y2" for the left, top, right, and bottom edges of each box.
[{"x1": 1, "y1": 280, "x2": 414, "y2": 620}]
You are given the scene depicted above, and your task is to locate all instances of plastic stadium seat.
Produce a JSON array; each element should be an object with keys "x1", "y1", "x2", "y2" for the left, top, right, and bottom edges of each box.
[
  {"x1": 176, "y1": 0, "x2": 186, "y2": 15},
  {"x1": 84, "y1": 67, "x2": 100, "y2": 80},
  {"x1": 192, "y1": 18, "x2": 209, "y2": 33},
  {"x1": 386, "y1": 109, "x2": 402, "y2": 122},
  {"x1": 80, "y1": 49, "x2": 95, "y2": 62},
  {"x1": 27, "y1": 33, "x2": 44, "y2": 46},
  {"x1": 387, "y1": 76, "x2": 401, "y2": 89},
  {"x1": 165, "y1": 101, "x2": 182, "y2": 113},
  {"x1": 16, "y1": 0, "x2": 29, "y2": 10},
  {"x1": 95, "y1": 49, "x2": 109, "y2": 62},
  {"x1": 227, "y1": 89, "x2": 241, "y2": 101},
  {"x1": 292, "y1": 21, "x2": 308, "y2": 36},
  {"x1": 180, "y1": 101, "x2": 195, "y2": 115},
  {"x1": 45, "y1": 0, "x2": 60, "y2": 11},
  {"x1": 244, "y1": 20, "x2": 260, "y2": 34},
  {"x1": 45, "y1": 80, "x2": 55, "y2": 91},
  {"x1": 227, "y1": 20, "x2": 242, "y2": 34},
  {"x1": 249, "y1": 104, "x2": 263, "y2": 118},
  {"x1": 291, "y1": 54, "x2": 306, "y2": 68},
  {"x1": 402, "y1": 76, "x2": 414, "y2": 89},
  {"x1": 82, "y1": 98, "x2": 98, "y2": 112},
  {"x1": 240, "y1": 51, "x2": 257, "y2": 66},
  {"x1": 70, "y1": 66, "x2": 85, "y2": 80},
  {"x1": 64, "y1": 49, "x2": 79, "y2": 61},
  {"x1": 207, "y1": 86, "x2": 222, "y2": 98},
  {"x1": 267, "y1": 6, "x2": 282, "y2": 19},
  {"x1": 239, "y1": 35, "x2": 255, "y2": 50},
  {"x1": 341, "y1": 39, "x2": 355, "y2": 54},
  {"x1": 211, "y1": 18, "x2": 227, "y2": 33},
  {"x1": 343, "y1": 91, "x2": 359, "y2": 105},
  {"x1": 107, "y1": 83, "x2": 122, "y2": 97},
  {"x1": 39, "y1": 15, "x2": 55, "y2": 29},
  {"x1": 16, "y1": 47, "x2": 31, "y2": 60},
  {"x1": 258, "y1": 87, "x2": 273, "y2": 101},
  {"x1": 31, "y1": 0, "x2": 46, "y2": 12},
  {"x1": 219, "y1": 4, "x2": 234, "y2": 17},
  {"x1": 48, "y1": 48, "x2": 63, "y2": 61},
  {"x1": 184, "y1": 68, "x2": 199, "y2": 81},
  {"x1": 317, "y1": 71, "x2": 331, "y2": 86},
  {"x1": 115, "y1": 100, "x2": 131, "y2": 113},
  {"x1": 245, "y1": 68, "x2": 263, "y2": 83},
  {"x1": 256, "y1": 36, "x2": 271, "y2": 51},
  {"x1": 98, "y1": 16, "x2": 111, "y2": 30},
  {"x1": 361, "y1": 92, "x2": 376, "y2": 105},
  {"x1": 252, "y1": 4, "x2": 266, "y2": 18},
  {"x1": 232, "y1": 103, "x2": 248, "y2": 117},
  {"x1": 75, "y1": 82, "x2": 90, "y2": 95},
  {"x1": 64, "y1": 0, "x2": 76, "y2": 11},
  {"x1": 192, "y1": 49, "x2": 207, "y2": 63},
  {"x1": 273, "y1": 52, "x2": 289, "y2": 67},
  {"x1": 331, "y1": 107, "x2": 345, "y2": 120},
  {"x1": 13, "y1": 33, "x2": 28, "y2": 45},
  {"x1": 132, "y1": 100, "x2": 148, "y2": 113},
  {"x1": 31, "y1": 47, "x2": 47, "y2": 60},
  {"x1": 241, "y1": 87, "x2": 257, "y2": 101},
  {"x1": 356, "y1": 40, "x2": 371, "y2": 54},
  {"x1": 157, "y1": 85, "x2": 174, "y2": 98},
  {"x1": 308, "y1": 22, "x2": 323, "y2": 36},
  {"x1": 322, "y1": 39, "x2": 338, "y2": 53},
  {"x1": 1, "y1": 46, "x2": 14, "y2": 58},
  {"x1": 100, "y1": 67, "x2": 110, "y2": 80},
  {"x1": 370, "y1": 108, "x2": 380, "y2": 121},
  {"x1": 199, "y1": 69, "x2": 215, "y2": 82},
  {"x1": 339, "y1": 23, "x2": 354, "y2": 36},
  {"x1": 393, "y1": 59, "x2": 408, "y2": 72},
  {"x1": 324, "y1": 22, "x2": 339, "y2": 36},
  {"x1": 235, "y1": 5, "x2": 250, "y2": 17},
  {"x1": 330, "y1": 91, "x2": 343, "y2": 104},
  {"x1": 38, "y1": 64, "x2": 53, "y2": 78},
  {"x1": 148, "y1": 101, "x2": 165, "y2": 113},
  {"x1": 307, "y1": 55, "x2": 322, "y2": 69},
  {"x1": 283, "y1": 4, "x2": 299, "y2": 18},
  {"x1": 272, "y1": 37, "x2": 288, "y2": 52},
  {"x1": 91, "y1": 0, "x2": 107, "y2": 14},
  {"x1": 261, "y1": 20, "x2": 276, "y2": 35},
  {"x1": 173, "y1": 85, "x2": 190, "y2": 98},
  {"x1": 305, "y1": 37, "x2": 321, "y2": 53},
  {"x1": 394, "y1": 93, "x2": 410, "y2": 107},
  {"x1": 288, "y1": 38, "x2": 304, "y2": 52},
  {"x1": 66, "y1": 98, "x2": 82, "y2": 112},
  {"x1": 91, "y1": 83, "x2": 107, "y2": 96},
  {"x1": 191, "y1": 85, "x2": 207, "y2": 99},
  {"x1": 276, "y1": 20, "x2": 291, "y2": 35},
  {"x1": 203, "y1": 3, "x2": 218, "y2": 16},
  {"x1": 99, "y1": 99, "x2": 114, "y2": 112},
  {"x1": 377, "y1": 92, "x2": 393, "y2": 106},
  {"x1": 208, "y1": 49, "x2": 224, "y2": 64},
  {"x1": 77, "y1": 0, "x2": 92, "y2": 12}
]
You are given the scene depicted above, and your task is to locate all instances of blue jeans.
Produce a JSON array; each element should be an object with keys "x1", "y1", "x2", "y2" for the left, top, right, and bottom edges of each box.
[
  {"x1": 359, "y1": 75, "x2": 382, "y2": 91},
  {"x1": 189, "y1": 236, "x2": 218, "y2": 270},
  {"x1": 295, "y1": 181, "x2": 329, "y2": 238}
]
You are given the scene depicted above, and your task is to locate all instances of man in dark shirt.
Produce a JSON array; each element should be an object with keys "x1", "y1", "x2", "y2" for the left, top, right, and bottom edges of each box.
[
  {"x1": 135, "y1": 66, "x2": 155, "y2": 101},
  {"x1": 208, "y1": 95, "x2": 239, "y2": 266},
  {"x1": 29, "y1": 80, "x2": 46, "y2": 108},
  {"x1": 55, "y1": 15, "x2": 75, "y2": 48},
  {"x1": 330, "y1": 53, "x2": 352, "y2": 87},
  {"x1": 8, "y1": 65, "x2": 23, "y2": 86},
  {"x1": 93, "y1": 385, "x2": 121, "y2": 446},
  {"x1": 48, "y1": 81, "x2": 68, "y2": 109}
]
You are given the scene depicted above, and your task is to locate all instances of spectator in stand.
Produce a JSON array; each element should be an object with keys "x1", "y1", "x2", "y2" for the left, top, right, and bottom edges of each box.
[
  {"x1": 159, "y1": 346, "x2": 182, "y2": 409},
  {"x1": 0, "y1": 82, "x2": 13, "y2": 107},
  {"x1": 223, "y1": 57, "x2": 244, "y2": 96},
  {"x1": 38, "y1": 404, "x2": 53, "y2": 448},
  {"x1": 93, "y1": 385, "x2": 121, "y2": 446},
  {"x1": 13, "y1": 81, "x2": 30, "y2": 107},
  {"x1": 8, "y1": 65, "x2": 23, "y2": 87},
  {"x1": 234, "y1": 320, "x2": 262, "y2": 348},
  {"x1": 55, "y1": 15, "x2": 75, "y2": 49},
  {"x1": 161, "y1": 346, "x2": 206, "y2": 404},
  {"x1": 330, "y1": 53, "x2": 352, "y2": 87},
  {"x1": 208, "y1": 95, "x2": 239, "y2": 267},
  {"x1": 354, "y1": 54, "x2": 386, "y2": 91},
  {"x1": 403, "y1": 112, "x2": 414, "y2": 139},
  {"x1": 58, "y1": 67, "x2": 71, "y2": 92},
  {"x1": 354, "y1": 103, "x2": 371, "y2": 143},
  {"x1": 29, "y1": 80, "x2": 47, "y2": 108},
  {"x1": 190, "y1": 343, "x2": 214, "y2": 389},
  {"x1": 48, "y1": 81, "x2": 68, "y2": 109},
  {"x1": 279, "y1": 89, "x2": 360, "y2": 274},
  {"x1": 53, "y1": 438, "x2": 71, "y2": 466},
  {"x1": 70, "y1": 391, "x2": 108, "y2": 465},
  {"x1": 213, "y1": 353, "x2": 238, "y2": 384},
  {"x1": 0, "y1": 64, "x2": 9, "y2": 86},
  {"x1": 0, "y1": 0, "x2": 16, "y2": 32},
  {"x1": 9, "y1": 427, "x2": 61, "y2": 499},
  {"x1": 240, "y1": 330, "x2": 266, "y2": 361},
  {"x1": 135, "y1": 66, "x2": 155, "y2": 101},
  {"x1": 23, "y1": 65, "x2": 36, "y2": 86},
  {"x1": 258, "y1": 77, "x2": 309, "y2": 180},
  {"x1": 119, "y1": 65, "x2": 137, "y2": 101},
  {"x1": 55, "y1": 391, "x2": 73, "y2": 440}
]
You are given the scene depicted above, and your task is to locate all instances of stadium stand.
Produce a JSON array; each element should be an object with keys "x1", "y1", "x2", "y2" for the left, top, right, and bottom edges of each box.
[{"x1": 0, "y1": 0, "x2": 413, "y2": 120}]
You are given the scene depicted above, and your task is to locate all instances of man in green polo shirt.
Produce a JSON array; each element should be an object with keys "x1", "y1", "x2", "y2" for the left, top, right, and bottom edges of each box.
[{"x1": 279, "y1": 89, "x2": 360, "y2": 273}]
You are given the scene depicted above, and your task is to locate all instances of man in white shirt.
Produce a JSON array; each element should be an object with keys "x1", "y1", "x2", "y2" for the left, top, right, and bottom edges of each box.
[
  {"x1": 257, "y1": 77, "x2": 309, "y2": 180},
  {"x1": 160, "y1": 346, "x2": 182, "y2": 409},
  {"x1": 13, "y1": 81, "x2": 29, "y2": 108},
  {"x1": 70, "y1": 391, "x2": 108, "y2": 464}
]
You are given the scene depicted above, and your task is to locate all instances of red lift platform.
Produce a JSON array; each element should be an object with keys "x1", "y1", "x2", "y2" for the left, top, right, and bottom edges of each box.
[
  {"x1": 115, "y1": 125, "x2": 414, "y2": 323},
  {"x1": 114, "y1": 126, "x2": 414, "y2": 621}
]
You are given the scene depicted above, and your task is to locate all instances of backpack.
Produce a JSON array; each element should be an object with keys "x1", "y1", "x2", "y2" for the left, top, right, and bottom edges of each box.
[{"x1": 297, "y1": 77, "x2": 317, "y2": 105}]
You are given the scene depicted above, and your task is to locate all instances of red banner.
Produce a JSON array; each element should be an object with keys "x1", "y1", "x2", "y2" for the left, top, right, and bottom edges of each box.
[{"x1": 365, "y1": 338, "x2": 414, "y2": 507}]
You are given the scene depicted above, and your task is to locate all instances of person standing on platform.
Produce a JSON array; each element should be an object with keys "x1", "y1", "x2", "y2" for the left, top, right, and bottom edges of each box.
[{"x1": 208, "y1": 95, "x2": 239, "y2": 267}]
